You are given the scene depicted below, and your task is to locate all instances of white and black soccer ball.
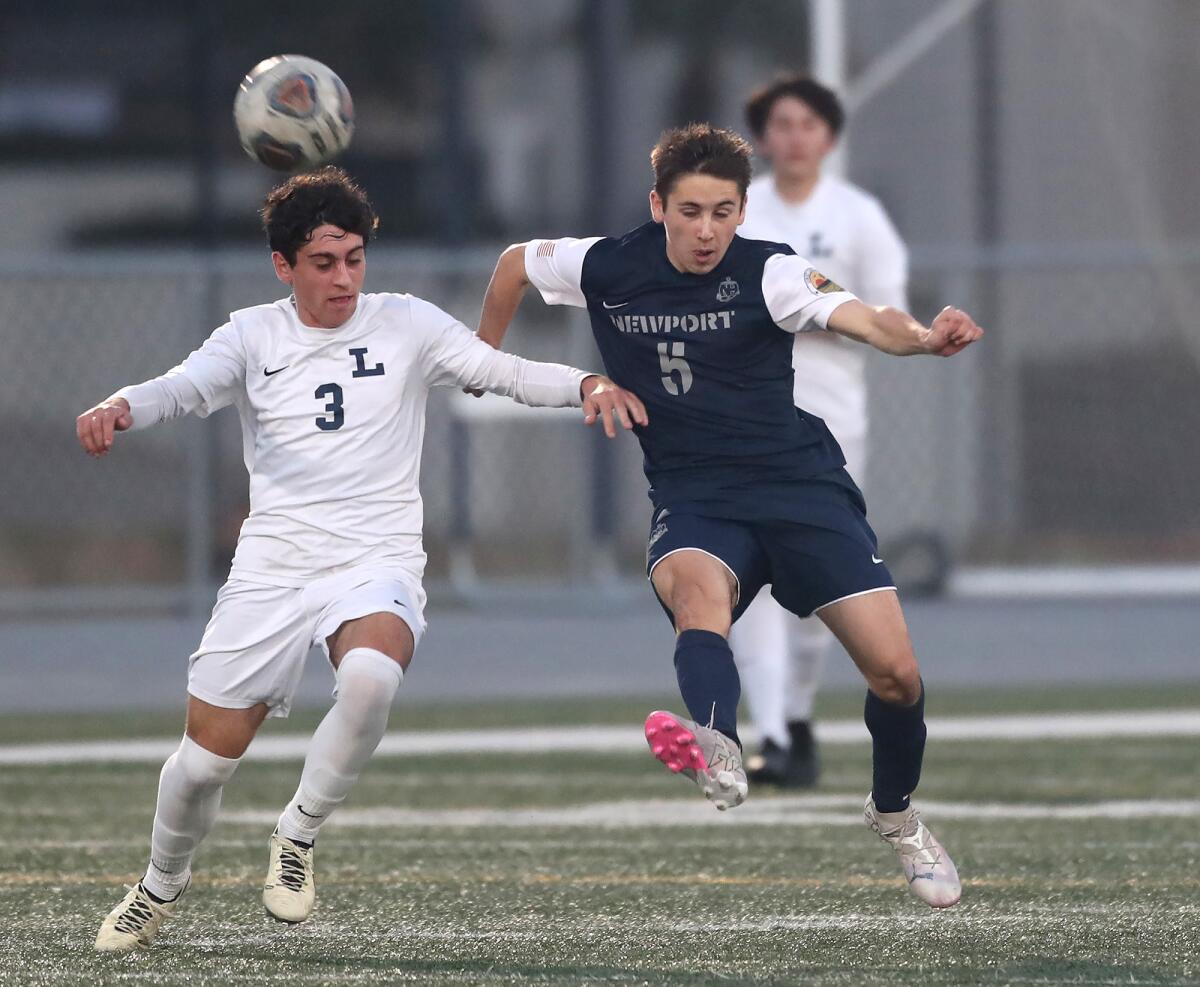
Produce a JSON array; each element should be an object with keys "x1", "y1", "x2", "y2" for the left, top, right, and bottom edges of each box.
[{"x1": 233, "y1": 55, "x2": 354, "y2": 171}]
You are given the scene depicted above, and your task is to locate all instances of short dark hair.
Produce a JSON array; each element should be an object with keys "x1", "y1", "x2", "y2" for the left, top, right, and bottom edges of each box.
[
  {"x1": 261, "y1": 166, "x2": 378, "y2": 265},
  {"x1": 650, "y1": 123, "x2": 753, "y2": 203},
  {"x1": 744, "y1": 75, "x2": 845, "y2": 139}
]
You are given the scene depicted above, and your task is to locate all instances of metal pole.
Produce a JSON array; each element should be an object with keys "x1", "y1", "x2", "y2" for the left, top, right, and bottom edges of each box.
[
  {"x1": 435, "y1": 0, "x2": 469, "y2": 246},
  {"x1": 435, "y1": 0, "x2": 475, "y2": 595},
  {"x1": 186, "y1": 0, "x2": 220, "y2": 618},
  {"x1": 973, "y1": 1, "x2": 1013, "y2": 536},
  {"x1": 582, "y1": 0, "x2": 627, "y2": 585},
  {"x1": 845, "y1": 0, "x2": 987, "y2": 114},
  {"x1": 810, "y1": 0, "x2": 847, "y2": 177}
]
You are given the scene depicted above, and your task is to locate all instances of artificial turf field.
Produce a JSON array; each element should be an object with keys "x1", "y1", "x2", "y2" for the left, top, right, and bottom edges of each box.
[{"x1": 1, "y1": 683, "x2": 1197, "y2": 986}]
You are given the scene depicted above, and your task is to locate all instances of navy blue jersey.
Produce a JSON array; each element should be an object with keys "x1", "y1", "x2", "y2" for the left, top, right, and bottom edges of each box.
[{"x1": 526, "y1": 222, "x2": 860, "y2": 524}]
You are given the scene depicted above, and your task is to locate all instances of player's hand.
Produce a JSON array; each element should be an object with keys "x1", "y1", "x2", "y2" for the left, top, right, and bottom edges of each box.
[
  {"x1": 580, "y1": 375, "x2": 648, "y2": 438},
  {"x1": 76, "y1": 398, "x2": 133, "y2": 457},
  {"x1": 925, "y1": 306, "x2": 984, "y2": 357}
]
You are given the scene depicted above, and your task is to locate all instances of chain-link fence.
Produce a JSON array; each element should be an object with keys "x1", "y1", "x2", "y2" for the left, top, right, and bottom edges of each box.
[
  {"x1": 4, "y1": 239, "x2": 1200, "y2": 614},
  {"x1": 4, "y1": 0, "x2": 1200, "y2": 611},
  {"x1": 868, "y1": 243, "x2": 1200, "y2": 579}
]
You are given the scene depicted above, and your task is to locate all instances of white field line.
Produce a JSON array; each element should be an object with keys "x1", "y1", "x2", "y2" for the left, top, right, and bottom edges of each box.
[
  {"x1": 217, "y1": 795, "x2": 1200, "y2": 831},
  {"x1": 1, "y1": 708, "x2": 1198, "y2": 767}
]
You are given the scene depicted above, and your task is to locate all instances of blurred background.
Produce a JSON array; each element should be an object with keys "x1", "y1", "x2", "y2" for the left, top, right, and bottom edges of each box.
[{"x1": 1, "y1": 0, "x2": 1198, "y2": 712}]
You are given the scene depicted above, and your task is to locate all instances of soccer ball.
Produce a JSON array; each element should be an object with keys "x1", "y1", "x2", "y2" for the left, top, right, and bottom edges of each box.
[{"x1": 233, "y1": 55, "x2": 354, "y2": 171}]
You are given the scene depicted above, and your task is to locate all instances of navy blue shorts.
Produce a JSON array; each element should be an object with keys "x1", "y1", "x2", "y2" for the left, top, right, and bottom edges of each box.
[{"x1": 645, "y1": 478, "x2": 896, "y2": 625}]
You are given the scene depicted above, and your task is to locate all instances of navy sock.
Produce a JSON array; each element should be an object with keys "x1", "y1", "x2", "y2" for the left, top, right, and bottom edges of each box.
[
  {"x1": 673, "y1": 629, "x2": 741, "y2": 747},
  {"x1": 864, "y1": 682, "x2": 926, "y2": 813}
]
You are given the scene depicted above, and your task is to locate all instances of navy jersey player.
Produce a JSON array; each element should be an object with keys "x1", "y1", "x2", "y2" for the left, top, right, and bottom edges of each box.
[{"x1": 476, "y1": 124, "x2": 982, "y2": 908}]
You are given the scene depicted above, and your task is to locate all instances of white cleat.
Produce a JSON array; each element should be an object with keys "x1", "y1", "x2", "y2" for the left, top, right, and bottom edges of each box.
[
  {"x1": 94, "y1": 880, "x2": 188, "y2": 953},
  {"x1": 644, "y1": 710, "x2": 748, "y2": 810},
  {"x1": 263, "y1": 830, "x2": 315, "y2": 923},
  {"x1": 865, "y1": 795, "x2": 962, "y2": 908}
]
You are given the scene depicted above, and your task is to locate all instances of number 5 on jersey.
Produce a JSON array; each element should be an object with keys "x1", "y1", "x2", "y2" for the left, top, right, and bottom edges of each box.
[{"x1": 658, "y1": 341, "x2": 692, "y2": 395}]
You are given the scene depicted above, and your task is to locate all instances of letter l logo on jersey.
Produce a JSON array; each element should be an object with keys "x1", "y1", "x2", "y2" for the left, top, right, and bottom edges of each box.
[
  {"x1": 350, "y1": 347, "x2": 385, "y2": 378},
  {"x1": 716, "y1": 277, "x2": 739, "y2": 303}
]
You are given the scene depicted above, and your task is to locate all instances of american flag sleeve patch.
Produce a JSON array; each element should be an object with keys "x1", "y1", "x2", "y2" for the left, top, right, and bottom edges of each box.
[{"x1": 537, "y1": 241, "x2": 555, "y2": 257}]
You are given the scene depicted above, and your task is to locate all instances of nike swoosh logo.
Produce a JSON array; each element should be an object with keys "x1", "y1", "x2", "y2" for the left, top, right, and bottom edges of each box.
[
  {"x1": 872, "y1": 555, "x2": 885, "y2": 565},
  {"x1": 263, "y1": 366, "x2": 289, "y2": 377},
  {"x1": 392, "y1": 600, "x2": 406, "y2": 608},
  {"x1": 296, "y1": 804, "x2": 324, "y2": 819},
  {"x1": 601, "y1": 300, "x2": 629, "y2": 310}
]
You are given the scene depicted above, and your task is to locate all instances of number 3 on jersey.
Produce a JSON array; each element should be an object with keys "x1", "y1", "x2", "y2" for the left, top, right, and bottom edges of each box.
[
  {"x1": 314, "y1": 383, "x2": 344, "y2": 431},
  {"x1": 658, "y1": 341, "x2": 692, "y2": 395}
]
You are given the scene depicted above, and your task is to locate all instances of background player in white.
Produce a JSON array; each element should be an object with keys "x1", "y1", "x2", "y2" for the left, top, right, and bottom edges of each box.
[
  {"x1": 78, "y1": 168, "x2": 645, "y2": 953},
  {"x1": 731, "y1": 76, "x2": 909, "y2": 788}
]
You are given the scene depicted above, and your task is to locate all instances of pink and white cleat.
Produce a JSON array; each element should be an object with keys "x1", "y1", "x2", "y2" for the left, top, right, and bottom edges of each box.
[
  {"x1": 865, "y1": 795, "x2": 962, "y2": 908},
  {"x1": 644, "y1": 710, "x2": 748, "y2": 810}
]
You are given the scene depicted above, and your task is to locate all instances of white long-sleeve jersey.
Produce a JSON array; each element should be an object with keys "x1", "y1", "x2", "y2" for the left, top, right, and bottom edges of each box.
[
  {"x1": 116, "y1": 292, "x2": 589, "y2": 586},
  {"x1": 739, "y1": 174, "x2": 908, "y2": 447}
]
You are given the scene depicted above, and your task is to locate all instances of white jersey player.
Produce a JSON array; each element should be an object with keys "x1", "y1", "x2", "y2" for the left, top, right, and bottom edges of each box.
[
  {"x1": 81, "y1": 168, "x2": 646, "y2": 952},
  {"x1": 732, "y1": 77, "x2": 909, "y2": 787}
]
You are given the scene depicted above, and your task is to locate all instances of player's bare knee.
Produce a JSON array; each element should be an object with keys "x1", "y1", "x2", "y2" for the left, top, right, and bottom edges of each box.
[
  {"x1": 672, "y1": 605, "x2": 731, "y2": 636},
  {"x1": 328, "y1": 613, "x2": 415, "y2": 670},
  {"x1": 868, "y1": 660, "x2": 922, "y2": 705},
  {"x1": 668, "y1": 582, "x2": 733, "y2": 635},
  {"x1": 185, "y1": 699, "x2": 267, "y2": 760}
]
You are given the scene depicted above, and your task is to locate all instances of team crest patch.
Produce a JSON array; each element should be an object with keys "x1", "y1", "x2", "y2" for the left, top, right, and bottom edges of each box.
[
  {"x1": 803, "y1": 267, "x2": 844, "y2": 295},
  {"x1": 716, "y1": 277, "x2": 740, "y2": 303}
]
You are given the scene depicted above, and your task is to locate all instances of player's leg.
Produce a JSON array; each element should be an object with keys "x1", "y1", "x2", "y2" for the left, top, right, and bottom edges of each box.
[
  {"x1": 816, "y1": 589, "x2": 960, "y2": 908},
  {"x1": 774, "y1": 432, "x2": 867, "y2": 787},
  {"x1": 760, "y1": 493, "x2": 919, "y2": 806},
  {"x1": 728, "y1": 589, "x2": 790, "y2": 750},
  {"x1": 779, "y1": 614, "x2": 834, "y2": 785},
  {"x1": 646, "y1": 547, "x2": 747, "y2": 810},
  {"x1": 145, "y1": 698, "x2": 267, "y2": 898},
  {"x1": 650, "y1": 547, "x2": 741, "y2": 740},
  {"x1": 273, "y1": 612, "x2": 412, "y2": 850},
  {"x1": 815, "y1": 589, "x2": 923, "y2": 801},
  {"x1": 734, "y1": 606, "x2": 829, "y2": 788},
  {"x1": 266, "y1": 574, "x2": 421, "y2": 922},
  {"x1": 643, "y1": 513, "x2": 767, "y2": 809},
  {"x1": 94, "y1": 699, "x2": 265, "y2": 953},
  {"x1": 96, "y1": 581, "x2": 310, "y2": 951},
  {"x1": 762, "y1": 484, "x2": 960, "y2": 908},
  {"x1": 784, "y1": 617, "x2": 831, "y2": 725}
]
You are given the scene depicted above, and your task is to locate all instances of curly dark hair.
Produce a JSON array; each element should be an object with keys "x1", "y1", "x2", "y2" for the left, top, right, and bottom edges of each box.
[
  {"x1": 261, "y1": 166, "x2": 378, "y2": 264},
  {"x1": 744, "y1": 75, "x2": 845, "y2": 140},
  {"x1": 650, "y1": 123, "x2": 753, "y2": 203}
]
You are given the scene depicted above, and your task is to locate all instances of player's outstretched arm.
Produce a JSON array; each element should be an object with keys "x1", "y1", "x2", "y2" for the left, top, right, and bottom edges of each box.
[
  {"x1": 75, "y1": 397, "x2": 133, "y2": 458},
  {"x1": 827, "y1": 301, "x2": 984, "y2": 357},
  {"x1": 477, "y1": 243, "x2": 531, "y2": 350},
  {"x1": 422, "y1": 299, "x2": 648, "y2": 438},
  {"x1": 76, "y1": 323, "x2": 246, "y2": 458}
]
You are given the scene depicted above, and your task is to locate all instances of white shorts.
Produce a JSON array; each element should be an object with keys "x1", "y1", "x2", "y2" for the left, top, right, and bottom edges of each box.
[{"x1": 188, "y1": 565, "x2": 426, "y2": 718}]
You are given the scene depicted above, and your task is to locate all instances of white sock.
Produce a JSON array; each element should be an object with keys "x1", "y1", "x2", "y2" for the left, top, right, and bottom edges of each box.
[
  {"x1": 783, "y1": 616, "x2": 833, "y2": 724},
  {"x1": 729, "y1": 591, "x2": 790, "y2": 748},
  {"x1": 276, "y1": 648, "x2": 402, "y2": 845},
  {"x1": 143, "y1": 736, "x2": 240, "y2": 900}
]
